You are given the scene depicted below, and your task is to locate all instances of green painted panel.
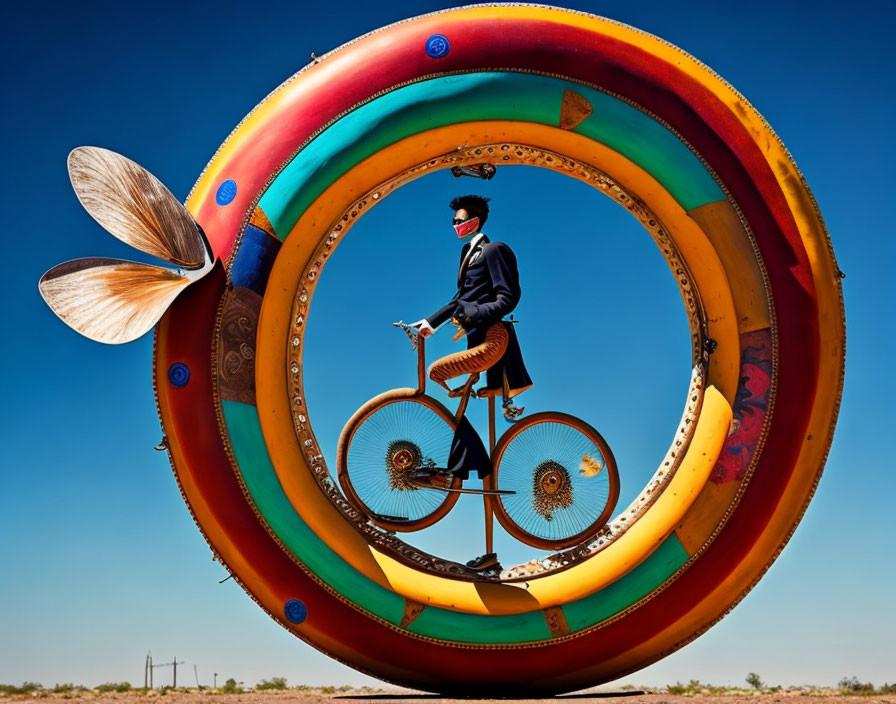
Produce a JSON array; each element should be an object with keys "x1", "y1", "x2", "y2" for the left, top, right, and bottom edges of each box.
[
  {"x1": 223, "y1": 399, "x2": 691, "y2": 643},
  {"x1": 222, "y1": 399, "x2": 406, "y2": 625},
  {"x1": 258, "y1": 72, "x2": 724, "y2": 238},
  {"x1": 562, "y1": 534, "x2": 690, "y2": 633},
  {"x1": 408, "y1": 601, "x2": 552, "y2": 644}
]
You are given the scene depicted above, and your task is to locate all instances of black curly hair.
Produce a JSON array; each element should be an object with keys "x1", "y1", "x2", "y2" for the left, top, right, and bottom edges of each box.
[{"x1": 449, "y1": 194, "x2": 491, "y2": 229}]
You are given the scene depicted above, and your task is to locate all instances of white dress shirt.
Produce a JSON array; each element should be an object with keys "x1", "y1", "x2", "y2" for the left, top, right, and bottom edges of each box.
[{"x1": 421, "y1": 232, "x2": 486, "y2": 332}]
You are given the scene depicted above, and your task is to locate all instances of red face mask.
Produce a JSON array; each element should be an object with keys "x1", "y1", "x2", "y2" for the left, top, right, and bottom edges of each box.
[{"x1": 453, "y1": 216, "x2": 480, "y2": 238}]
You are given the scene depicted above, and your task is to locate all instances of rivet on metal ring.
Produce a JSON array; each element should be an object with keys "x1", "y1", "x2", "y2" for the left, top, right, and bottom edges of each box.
[
  {"x1": 215, "y1": 179, "x2": 237, "y2": 205},
  {"x1": 168, "y1": 362, "x2": 190, "y2": 387},
  {"x1": 284, "y1": 598, "x2": 307, "y2": 624},
  {"x1": 425, "y1": 34, "x2": 450, "y2": 58}
]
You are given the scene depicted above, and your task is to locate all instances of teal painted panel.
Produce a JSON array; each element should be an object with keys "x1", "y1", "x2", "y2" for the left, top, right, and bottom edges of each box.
[
  {"x1": 221, "y1": 399, "x2": 406, "y2": 625},
  {"x1": 258, "y1": 72, "x2": 724, "y2": 238},
  {"x1": 562, "y1": 534, "x2": 690, "y2": 633}
]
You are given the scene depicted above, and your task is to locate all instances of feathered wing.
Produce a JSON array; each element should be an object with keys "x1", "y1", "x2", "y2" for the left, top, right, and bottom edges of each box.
[
  {"x1": 67, "y1": 146, "x2": 208, "y2": 269},
  {"x1": 39, "y1": 258, "x2": 192, "y2": 344}
]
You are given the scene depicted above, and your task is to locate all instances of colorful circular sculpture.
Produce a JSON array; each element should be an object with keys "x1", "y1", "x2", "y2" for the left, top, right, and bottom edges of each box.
[{"x1": 149, "y1": 5, "x2": 844, "y2": 695}]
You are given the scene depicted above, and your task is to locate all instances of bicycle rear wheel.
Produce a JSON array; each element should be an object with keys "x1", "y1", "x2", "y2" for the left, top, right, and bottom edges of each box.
[
  {"x1": 492, "y1": 412, "x2": 619, "y2": 550},
  {"x1": 337, "y1": 392, "x2": 460, "y2": 532}
]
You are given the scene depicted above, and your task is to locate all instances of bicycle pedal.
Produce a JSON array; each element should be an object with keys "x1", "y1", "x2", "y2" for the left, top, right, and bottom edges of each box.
[
  {"x1": 503, "y1": 405, "x2": 525, "y2": 422},
  {"x1": 409, "y1": 472, "x2": 455, "y2": 491}
]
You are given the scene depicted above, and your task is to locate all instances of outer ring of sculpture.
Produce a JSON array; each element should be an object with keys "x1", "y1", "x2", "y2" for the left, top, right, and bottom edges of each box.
[
  {"x1": 266, "y1": 123, "x2": 736, "y2": 608},
  {"x1": 153, "y1": 5, "x2": 844, "y2": 694}
]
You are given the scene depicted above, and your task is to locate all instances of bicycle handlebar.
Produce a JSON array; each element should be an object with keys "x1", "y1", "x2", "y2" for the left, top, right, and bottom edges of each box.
[
  {"x1": 393, "y1": 315, "x2": 519, "y2": 351},
  {"x1": 393, "y1": 321, "x2": 420, "y2": 350}
]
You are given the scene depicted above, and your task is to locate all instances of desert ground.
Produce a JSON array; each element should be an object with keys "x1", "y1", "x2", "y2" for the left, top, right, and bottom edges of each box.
[{"x1": 3, "y1": 691, "x2": 896, "y2": 704}]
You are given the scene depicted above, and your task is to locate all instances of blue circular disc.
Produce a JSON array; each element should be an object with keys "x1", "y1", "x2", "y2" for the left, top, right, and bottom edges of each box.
[
  {"x1": 168, "y1": 362, "x2": 190, "y2": 387},
  {"x1": 425, "y1": 34, "x2": 450, "y2": 58},
  {"x1": 215, "y1": 179, "x2": 237, "y2": 205},
  {"x1": 284, "y1": 599, "x2": 307, "y2": 624}
]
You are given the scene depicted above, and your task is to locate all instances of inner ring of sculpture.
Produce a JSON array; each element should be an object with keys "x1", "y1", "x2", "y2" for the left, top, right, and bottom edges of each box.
[{"x1": 281, "y1": 142, "x2": 722, "y2": 582}]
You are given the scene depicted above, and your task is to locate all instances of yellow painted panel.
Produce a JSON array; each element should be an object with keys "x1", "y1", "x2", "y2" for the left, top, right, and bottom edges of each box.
[
  {"x1": 674, "y1": 480, "x2": 740, "y2": 556},
  {"x1": 688, "y1": 201, "x2": 771, "y2": 333}
]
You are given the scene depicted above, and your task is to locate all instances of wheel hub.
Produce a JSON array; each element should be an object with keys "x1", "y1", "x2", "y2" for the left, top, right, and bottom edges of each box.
[
  {"x1": 386, "y1": 440, "x2": 422, "y2": 491},
  {"x1": 533, "y1": 460, "x2": 573, "y2": 521}
]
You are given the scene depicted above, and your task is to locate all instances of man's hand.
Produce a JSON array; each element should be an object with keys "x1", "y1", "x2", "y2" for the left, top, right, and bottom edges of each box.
[
  {"x1": 456, "y1": 302, "x2": 481, "y2": 329},
  {"x1": 411, "y1": 319, "x2": 435, "y2": 338}
]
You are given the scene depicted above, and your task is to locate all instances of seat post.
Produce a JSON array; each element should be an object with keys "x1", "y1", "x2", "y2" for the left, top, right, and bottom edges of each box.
[
  {"x1": 484, "y1": 395, "x2": 496, "y2": 555},
  {"x1": 488, "y1": 395, "x2": 496, "y2": 454},
  {"x1": 415, "y1": 336, "x2": 426, "y2": 395}
]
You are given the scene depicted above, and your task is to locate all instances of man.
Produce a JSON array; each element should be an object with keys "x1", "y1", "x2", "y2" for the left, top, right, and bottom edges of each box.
[
  {"x1": 412, "y1": 195, "x2": 532, "y2": 574},
  {"x1": 415, "y1": 194, "x2": 532, "y2": 419}
]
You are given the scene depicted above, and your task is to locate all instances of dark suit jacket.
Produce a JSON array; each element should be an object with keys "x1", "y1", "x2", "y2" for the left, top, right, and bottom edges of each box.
[{"x1": 427, "y1": 234, "x2": 532, "y2": 397}]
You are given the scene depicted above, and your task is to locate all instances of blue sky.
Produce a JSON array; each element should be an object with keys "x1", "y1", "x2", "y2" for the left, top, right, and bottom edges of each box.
[{"x1": 1, "y1": 0, "x2": 894, "y2": 691}]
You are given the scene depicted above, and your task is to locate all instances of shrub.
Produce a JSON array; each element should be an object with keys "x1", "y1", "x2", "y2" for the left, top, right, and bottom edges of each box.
[
  {"x1": 222, "y1": 678, "x2": 242, "y2": 693},
  {"x1": 746, "y1": 673, "x2": 765, "y2": 690},
  {"x1": 666, "y1": 680, "x2": 703, "y2": 695},
  {"x1": 95, "y1": 682, "x2": 132, "y2": 693},
  {"x1": 838, "y1": 677, "x2": 875, "y2": 693},
  {"x1": 319, "y1": 685, "x2": 336, "y2": 694},
  {"x1": 0, "y1": 683, "x2": 43, "y2": 695},
  {"x1": 256, "y1": 677, "x2": 288, "y2": 691}
]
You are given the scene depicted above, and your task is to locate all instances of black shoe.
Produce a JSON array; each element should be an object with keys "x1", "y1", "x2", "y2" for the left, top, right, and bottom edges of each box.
[
  {"x1": 502, "y1": 398, "x2": 525, "y2": 422},
  {"x1": 466, "y1": 552, "x2": 502, "y2": 571}
]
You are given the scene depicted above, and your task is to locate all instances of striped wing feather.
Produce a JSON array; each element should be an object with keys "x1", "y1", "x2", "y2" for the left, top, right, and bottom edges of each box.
[
  {"x1": 39, "y1": 258, "x2": 191, "y2": 344},
  {"x1": 68, "y1": 146, "x2": 206, "y2": 268}
]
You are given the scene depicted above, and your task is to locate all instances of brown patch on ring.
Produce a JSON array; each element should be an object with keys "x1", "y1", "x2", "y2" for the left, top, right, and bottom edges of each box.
[
  {"x1": 559, "y1": 89, "x2": 593, "y2": 130},
  {"x1": 218, "y1": 286, "x2": 262, "y2": 405},
  {"x1": 400, "y1": 599, "x2": 425, "y2": 628},
  {"x1": 249, "y1": 206, "x2": 277, "y2": 238},
  {"x1": 544, "y1": 606, "x2": 571, "y2": 636}
]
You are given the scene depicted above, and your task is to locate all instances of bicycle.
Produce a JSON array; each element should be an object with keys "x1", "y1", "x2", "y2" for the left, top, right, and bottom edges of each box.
[{"x1": 336, "y1": 321, "x2": 620, "y2": 553}]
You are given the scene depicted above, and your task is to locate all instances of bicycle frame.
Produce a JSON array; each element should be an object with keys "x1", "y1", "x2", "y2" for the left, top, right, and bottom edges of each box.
[
  {"x1": 405, "y1": 327, "x2": 500, "y2": 552},
  {"x1": 402, "y1": 326, "x2": 494, "y2": 445},
  {"x1": 338, "y1": 324, "x2": 619, "y2": 554}
]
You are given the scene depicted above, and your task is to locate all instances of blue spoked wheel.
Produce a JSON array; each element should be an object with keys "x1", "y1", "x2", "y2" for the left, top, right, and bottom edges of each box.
[
  {"x1": 492, "y1": 412, "x2": 619, "y2": 549},
  {"x1": 338, "y1": 395, "x2": 461, "y2": 532}
]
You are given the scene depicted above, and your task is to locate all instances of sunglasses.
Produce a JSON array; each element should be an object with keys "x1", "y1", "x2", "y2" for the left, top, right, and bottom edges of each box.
[{"x1": 452, "y1": 217, "x2": 466, "y2": 225}]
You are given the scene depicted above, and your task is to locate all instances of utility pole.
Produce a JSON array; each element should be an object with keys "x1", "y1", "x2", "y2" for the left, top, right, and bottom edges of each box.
[
  {"x1": 214, "y1": 673, "x2": 218, "y2": 689},
  {"x1": 150, "y1": 656, "x2": 184, "y2": 688},
  {"x1": 144, "y1": 653, "x2": 152, "y2": 689},
  {"x1": 194, "y1": 664, "x2": 200, "y2": 689}
]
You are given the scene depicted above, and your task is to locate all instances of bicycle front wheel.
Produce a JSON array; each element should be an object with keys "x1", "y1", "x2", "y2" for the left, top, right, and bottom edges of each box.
[
  {"x1": 492, "y1": 412, "x2": 619, "y2": 550},
  {"x1": 337, "y1": 393, "x2": 460, "y2": 532}
]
